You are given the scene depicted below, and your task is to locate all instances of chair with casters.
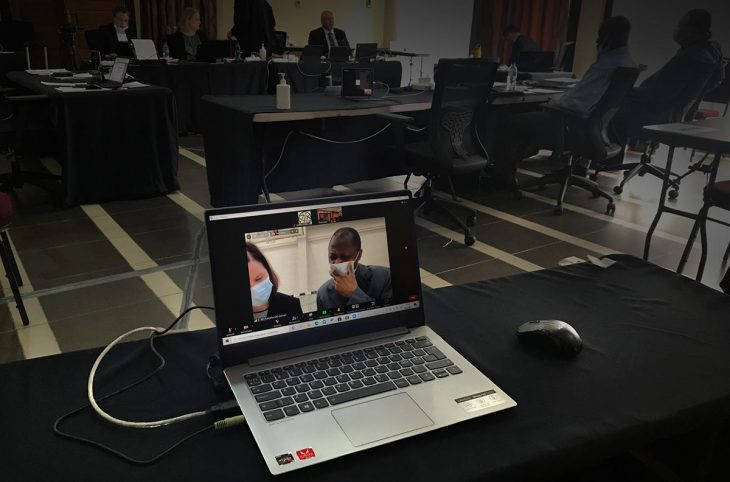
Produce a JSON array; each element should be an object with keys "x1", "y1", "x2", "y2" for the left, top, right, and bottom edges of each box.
[
  {"x1": 0, "y1": 192, "x2": 28, "y2": 325},
  {"x1": 677, "y1": 180, "x2": 730, "y2": 282},
  {"x1": 383, "y1": 58, "x2": 498, "y2": 246},
  {"x1": 594, "y1": 62, "x2": 719, "y2": 199},
  {"x1": 0, "y1": 91, "x2": 61, "y2": 196},
  {"x1": 518, "y1": 67, "x2": 640, "y2": 215}
]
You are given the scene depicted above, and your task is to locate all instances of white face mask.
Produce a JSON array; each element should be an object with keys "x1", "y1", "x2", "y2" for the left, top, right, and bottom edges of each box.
[
  {"x1": 330, "y1": 252, "x2": 361, "y2": 275},
  {"x1": 250, "y1": 278, "x2": 273, "y2": 307}
]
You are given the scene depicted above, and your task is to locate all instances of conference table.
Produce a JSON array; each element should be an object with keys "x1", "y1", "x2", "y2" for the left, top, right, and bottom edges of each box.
[
  {"x1": 201, "y1": 88, "x2": 561, "y2": 207},
  {"x1": 128, "y1": 62, "x2": 267, "y2": 133},
  {"x1": 268, "y1": 60, "x2": 403, "y2": 94},
  {"x1": 3, "y1": 255, "x2": 730, "y2": 481},
  {"x1": 6, "y1": 71, "x2": 179, "y2": 206}
]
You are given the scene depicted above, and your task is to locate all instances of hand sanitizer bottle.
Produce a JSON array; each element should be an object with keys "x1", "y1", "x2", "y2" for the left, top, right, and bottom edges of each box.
[
  {"x1": 259, "y1": 43, "x2": 267, "y2": 61},
  {"x1": 276, "y1": 72, "x2": 290, "y2": 109},
  {"x1": 507, "y1": 62, "x2": 518, "y2": 91}
]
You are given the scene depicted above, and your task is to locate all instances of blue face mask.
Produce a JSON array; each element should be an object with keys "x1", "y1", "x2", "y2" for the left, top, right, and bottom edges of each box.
[{"x1": 250, "y1": 278, "x2": 273, "y2": 307}]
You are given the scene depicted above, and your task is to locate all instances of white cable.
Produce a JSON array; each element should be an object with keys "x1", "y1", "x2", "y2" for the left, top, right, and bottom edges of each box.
[
  {"x1": 265, "y1": 124, "x2": 392, "y2": 179},
  {"x1": 296, "y1": 60, "x2": 332, "y2": 77},
  {"x1": 87, "y1": 326, "x2": 208, "y2": 428},
  {"x1": 298, "y1": 123, "x2": 391, "y2": 144}
]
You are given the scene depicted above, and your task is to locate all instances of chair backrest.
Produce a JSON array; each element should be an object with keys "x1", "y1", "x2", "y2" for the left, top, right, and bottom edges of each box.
[
  {"x1": 700, "y1": 57, "x2": 730, "y2": 111},
  {"x1": 271, "y1": 31, "x2": 287, "y2": 56},
  {"x1": 568, "y1": 66, "x2": 639, "y2": 160},
  {"x1": 428, "y1": 58, "x2": 498, "y2": 172},
  {"x1": 670, "y1": 61, "x2": 718, "y2": 122},
  {"x1": 84, "y1": 29, "x2": 103, "y2": 52},
  {"x1": 0, "y1": 21, "x2": 34, "y2": 52}
]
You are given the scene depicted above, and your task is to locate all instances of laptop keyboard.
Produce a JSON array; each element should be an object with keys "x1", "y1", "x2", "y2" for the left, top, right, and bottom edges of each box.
[{"x1": 244, "y1": 336, "x2": 463, "y2": 422}]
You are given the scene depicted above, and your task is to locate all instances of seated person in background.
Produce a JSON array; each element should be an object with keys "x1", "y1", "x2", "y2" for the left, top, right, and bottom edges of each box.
[
  {"x1": 317, "y1": 227, "x2": 391, "y2": 311},
  {"x1": 98, "y1": 5, "x2": 136, "y2": 57},
  {"x1": 308, "y1": 10, "x2": 349, "y2": 56},
  {"x1": 247, "y1": 242, "x2": 302, "y2": 321},
  {"x1": 614, "y1": 9, "x2": 724, "y2": 146},
  {"x1": 493, "y1": 16, "x2": 635, "y2": 187},
  {"x1": 503, "y1": 25, "x2": 540, "y2": 66},
  {"x1": 167, "y1": 8, "x2": 207, "y2": 61}
]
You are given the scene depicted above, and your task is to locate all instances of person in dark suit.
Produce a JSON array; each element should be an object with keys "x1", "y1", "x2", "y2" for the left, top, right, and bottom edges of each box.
[
  {"x1": 167, "y1": 7, "x2": 207, "y2": 61},
  {"x1": 247, "y1": 242, "x2": 302, "y2": 322},
  {"x1": 307, "y1": 10, "x2": 349, "y2": 55},
  {"x1": 98, "y1": 5, "x2": 136, "y2": 57},
  {"x1": 316, "y1": 227, "x2": 392, "y2": 311},
  {"x1": 231, "y1": 0, "x2": 275, "y2": 58},
  {"x1": 503, "y1": 25, "x2": 540, "y2": 65}
]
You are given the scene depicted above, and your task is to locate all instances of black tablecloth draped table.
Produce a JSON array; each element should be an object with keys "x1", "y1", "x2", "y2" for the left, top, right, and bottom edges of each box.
[
  {"x1": 129, "y1": 62, "x2": 267, "y2": 133},
  {"x1": 201, "y1": 91, "x2": 432, "y2": 207},
  {"x1": 2, "y1": 256, "x2": 730, "y2": 481},
  {"x1": 7, "y1": 71, "x2": 179, "y2": 206},
  {"x1": 269, "y1": 60, "x2": 403, "y2": 93}
]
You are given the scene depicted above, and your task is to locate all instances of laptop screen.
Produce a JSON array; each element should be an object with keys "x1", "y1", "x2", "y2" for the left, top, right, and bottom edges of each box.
[
  {"x1": 342, "y1": 68, "x2": 373, "y2": 97},
  {"x1": 108, "y1": 57, "x2": 129, "y2": 83},
  {"x1": 207, "y1": 193, "x2": 424, "y2": 364}
]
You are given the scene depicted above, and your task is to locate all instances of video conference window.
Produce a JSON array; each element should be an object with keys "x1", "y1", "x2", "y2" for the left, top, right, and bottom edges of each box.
[{"x1": 245, "y1": 216, "x2": 391, "y2": 326}]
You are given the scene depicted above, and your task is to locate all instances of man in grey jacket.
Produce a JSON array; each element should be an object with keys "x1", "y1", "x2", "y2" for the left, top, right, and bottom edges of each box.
[{"x1": 316, "y1": 227, "x2": 392, "y2": 311}]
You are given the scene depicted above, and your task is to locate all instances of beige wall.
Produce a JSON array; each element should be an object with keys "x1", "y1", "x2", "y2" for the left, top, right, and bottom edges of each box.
[
  {"x1": 572, "y1": 0, "x2": 605, "y2": 77},
  {"x1": 217, "y1": 0, "x2": 385, "y2": 45}
]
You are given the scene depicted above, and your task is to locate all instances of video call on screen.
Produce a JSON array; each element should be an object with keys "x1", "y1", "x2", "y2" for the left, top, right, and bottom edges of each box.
[{"x1": 210, "y1": 199, "x2": 421, "y2": 341}]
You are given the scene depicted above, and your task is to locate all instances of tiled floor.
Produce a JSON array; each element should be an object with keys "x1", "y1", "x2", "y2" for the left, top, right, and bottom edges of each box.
[{"x1": 0, "y1": 136, "x2": 728, "y2": 364}]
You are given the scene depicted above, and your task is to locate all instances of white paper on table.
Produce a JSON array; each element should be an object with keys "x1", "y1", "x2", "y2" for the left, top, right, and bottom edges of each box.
[
  {"x1": 26, "y1": 69, "x2": 71, "y2": 75},
  {"x1": 524, "y1": 88, "x2": 563, "y2": 94},
  {"x1": 545, "y1": 77, "x2": 580, "y2": 84},
  {"x1": 122, "y1": 81, "x2": 148, "y2": 88},
  {"x1": 55, "y1": 86, "x2": 110, "y2": 92},
  {"x1": 42, "y1": 81, "x2": 78, "y2": 87},
  {"x1": 71, "y1": 73, "x2": 94, "y2": 80}
]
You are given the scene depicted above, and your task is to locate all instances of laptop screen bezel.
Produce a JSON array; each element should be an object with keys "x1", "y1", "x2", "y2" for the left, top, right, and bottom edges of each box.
[{"x1": 206, "y1": 191, "x2": 426, "y2": 368}]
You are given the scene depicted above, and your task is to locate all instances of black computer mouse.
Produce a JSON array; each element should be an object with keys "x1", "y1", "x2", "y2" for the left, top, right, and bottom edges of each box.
[{"x1": 516, "y1": 319, "x2": 582, "y2": 358}]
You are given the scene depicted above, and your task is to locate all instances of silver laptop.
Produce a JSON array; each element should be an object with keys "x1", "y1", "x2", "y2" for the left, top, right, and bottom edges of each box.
[{"x1": 205, "y1": 191, "x2": 515, "y2": 475}]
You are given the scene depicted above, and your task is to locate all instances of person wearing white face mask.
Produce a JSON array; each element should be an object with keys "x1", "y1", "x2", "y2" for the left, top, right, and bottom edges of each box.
[
  {"x1": 316, "y1": 227, "x2": 392, "y2": 311},
  {"x1": 247, "y1": 242, "x2": 302, "y2": 322},
  {"x1": 98, "y1": 6, "x2": 136, "y2": 57}
]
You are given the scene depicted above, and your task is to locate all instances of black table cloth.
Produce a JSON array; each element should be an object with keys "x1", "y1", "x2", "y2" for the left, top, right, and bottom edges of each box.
[
  {"x1": 7, "y1": 72, "x2": 179, "y2": 206},
  {"x1": 269, "y1": 60, "x2": 402, "y2": 93},
  {"x1": 129, "y1": 62, "x2": 267, "y2": 133},
  {"x1": 201, "y1": 92, "x2": 432, "y2": 207},
  {"x1": 3, "y1": 255, "x2": 730, "y2": 481}
]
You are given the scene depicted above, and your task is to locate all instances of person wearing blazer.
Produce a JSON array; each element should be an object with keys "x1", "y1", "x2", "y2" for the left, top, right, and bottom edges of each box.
[
  {"x1": 98, "y1": 6, "x2": 136, "y2": 57},
  {"x1": 307, "y1": 10, "x2": 349, "y2": 54},
  {"x1": 167, "y1": 7, "x2": 207, "y2": 61}
]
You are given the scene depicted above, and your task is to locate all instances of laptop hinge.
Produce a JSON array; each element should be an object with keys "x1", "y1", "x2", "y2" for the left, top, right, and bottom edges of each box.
[{"x1": 248, "y1": 327, "x2": 410, "y2": 367}]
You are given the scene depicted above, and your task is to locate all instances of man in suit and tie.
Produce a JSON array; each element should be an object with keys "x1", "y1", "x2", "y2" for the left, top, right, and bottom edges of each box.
[
  {"x1": 307, "y1": 10, "x2": 349, "y2": 55},
  {"x1": 97, "y1": 6, "x2": 135, "y2": 57}
]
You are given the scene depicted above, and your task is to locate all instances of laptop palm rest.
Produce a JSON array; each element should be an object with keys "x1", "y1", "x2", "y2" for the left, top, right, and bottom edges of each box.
[{"x1": 332, "y1": 393, "x2": 434, "y2": 447}]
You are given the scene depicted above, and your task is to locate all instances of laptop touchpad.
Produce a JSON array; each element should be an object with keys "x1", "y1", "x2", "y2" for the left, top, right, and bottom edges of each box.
[{"x1": 331, "y1": 393, "x2": 434, "y2": 447}]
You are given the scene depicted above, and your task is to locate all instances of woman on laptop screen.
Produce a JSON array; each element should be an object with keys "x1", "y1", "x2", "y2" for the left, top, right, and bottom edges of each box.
[{"x1": 247, "y1": 242, "x2": 303, "y2": 322}]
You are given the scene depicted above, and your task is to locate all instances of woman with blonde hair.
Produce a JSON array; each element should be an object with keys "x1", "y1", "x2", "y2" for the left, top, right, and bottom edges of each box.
[{"x1": 167, "y1": 7, "x2": 207, "y2": 60}]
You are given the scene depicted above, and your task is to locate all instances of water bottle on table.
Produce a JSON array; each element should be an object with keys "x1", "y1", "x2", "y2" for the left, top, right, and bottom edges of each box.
[
  {"x1": 162, "y1": 41, "x2": 170, "y2": 59},
  {"x1": 506, "y1": 62, "x2": 518, "y2": 91},
  {"x1": 235, "y1": 41, "x2": 242, "y2": 61}
]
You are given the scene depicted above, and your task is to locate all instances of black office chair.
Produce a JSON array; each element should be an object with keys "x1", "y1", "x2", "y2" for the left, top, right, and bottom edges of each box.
[
  {"x1": 595, "y1": 62, "x2": 718, "y2": 198},
  {"x1": 84, "y1": 29, "x2": 103, "y2": 53},
  {"x1": 383, "y1": 58, "x2": 498, "y2": 246},
  {"x1": 518, "y1": 67, "x2": 640, "y2": 215},
  {"x1": 0, "y1": 92, "x2": 61, "y2": 195},
  {"x1": 271, "y1": 31, "x2": 287, "y2": 56}
]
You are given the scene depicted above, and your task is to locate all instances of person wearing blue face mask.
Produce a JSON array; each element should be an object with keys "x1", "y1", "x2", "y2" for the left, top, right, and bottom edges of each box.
[
  {"x1": 247, "y1": 242, "x2": 302, "y2": 322},
  {"x1": 316, "y1": 227, "x2": 392, "y2": 311}
]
